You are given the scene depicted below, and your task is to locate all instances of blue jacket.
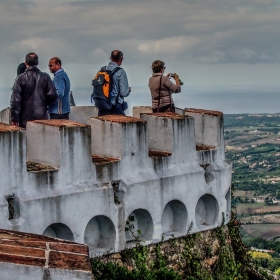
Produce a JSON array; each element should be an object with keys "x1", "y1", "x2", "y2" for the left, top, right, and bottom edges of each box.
[
  {"x1": 92, "y1": 62, "x2": 130, "y2": 105},
  {"x1": 48, "y1": 69, "x2": 71, "y2": 114},
  {"x1": 106, "y1": 62, "x2": 130, "y2": 105}
]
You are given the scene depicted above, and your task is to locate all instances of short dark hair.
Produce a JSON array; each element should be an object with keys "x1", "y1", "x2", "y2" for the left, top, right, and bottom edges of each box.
[
  {"x1": 111, "y1": 50, "x2": 123, "y2": 62},
  {"x1": 50, "y1": 57, "x2": 61, "y2": 66},
  {"x1": 25, "y1": 53, "x2": 38, "y2": 66},
  {"x1": 17, "y1": 62, "x2": 27, "y2": 76},
  {"x1": 152, "y1": 60, "x2": 165, "y2": 73}
]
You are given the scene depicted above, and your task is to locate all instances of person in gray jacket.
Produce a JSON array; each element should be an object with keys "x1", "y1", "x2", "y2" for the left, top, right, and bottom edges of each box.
[{"x1": 148, "y1": 60, "x2": 181, "y2": 113}]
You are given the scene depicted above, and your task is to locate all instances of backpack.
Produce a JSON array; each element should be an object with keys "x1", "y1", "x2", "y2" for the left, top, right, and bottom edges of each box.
[{"x1": 91, "y1": 66, "x2": 121, "y2": 105}]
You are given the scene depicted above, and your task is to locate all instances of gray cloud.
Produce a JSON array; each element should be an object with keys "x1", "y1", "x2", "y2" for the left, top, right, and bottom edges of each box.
[{"x1": 0, "y1": 0, "x2": 280, "y2": 94}]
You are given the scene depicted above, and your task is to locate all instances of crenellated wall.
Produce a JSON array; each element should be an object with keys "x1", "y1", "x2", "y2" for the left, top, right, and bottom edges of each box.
[{"x1": 0, "y1": 107, "x2": 232, "y2": 255}]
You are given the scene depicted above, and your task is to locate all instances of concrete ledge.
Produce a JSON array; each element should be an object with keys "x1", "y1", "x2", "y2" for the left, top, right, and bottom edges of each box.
[
  {"x1": 26, "y1": 120, "x2": 90, "y2": 168},
  {"x1": 140, "y1": 113, "x2": 197, "y2": 162},
  {"x1": 0, "y1": 108, "x2": 10, "y2": 125},
  {"x1": 0, "y1": 122, "x2": 21, "y2": 132},
  {"x1": 89, "y1": 115, "x2": 146, "y2": 160},
  {"x1": 133, "y1": 106, "x2": 186, "y2": 118},
  {"x1": 185, "y1": 108, "x2": 225, "y2": 160},
  {"x1": 70, "y1": 106, "x2": 98, "y2": 124}
]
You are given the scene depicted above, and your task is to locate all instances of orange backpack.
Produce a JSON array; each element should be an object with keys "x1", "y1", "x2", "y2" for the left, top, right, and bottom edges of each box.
[{"x1": 91, "y1": 66, "x2": 121, "y2": 104}]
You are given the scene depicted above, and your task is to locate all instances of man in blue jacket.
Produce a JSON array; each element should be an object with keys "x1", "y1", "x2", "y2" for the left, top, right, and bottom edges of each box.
[{"x1": 48, "y1": 57, "x2": 71, "y2": 119}]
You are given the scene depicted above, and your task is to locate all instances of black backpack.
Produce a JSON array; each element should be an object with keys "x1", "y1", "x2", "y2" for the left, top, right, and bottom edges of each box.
[{"x1": 91, "y1": 66, "x2": 121, "y2": 104}]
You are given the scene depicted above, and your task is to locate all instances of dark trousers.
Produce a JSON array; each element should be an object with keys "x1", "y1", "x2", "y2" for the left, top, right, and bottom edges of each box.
[
  {"x1": 152, "y1": 104, "x2": 175, "y2": 113},
  {"x1": 110, "y1": 104, "x2": 126, "y2": 116},
  {"x1": 95, "y1": 99, "x2": 127, "y2": 116},
  {"x1": 49, "y1": 112, "x2": 70, "y2": 120},
  {"x1": 94, "y1": 99, "x2": 111, "y2": 116}
]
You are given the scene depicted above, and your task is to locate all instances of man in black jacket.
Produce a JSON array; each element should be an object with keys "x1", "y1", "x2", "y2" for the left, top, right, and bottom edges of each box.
[{"x1": 11, "y1": 53, "x2": 58, "y2": 128}]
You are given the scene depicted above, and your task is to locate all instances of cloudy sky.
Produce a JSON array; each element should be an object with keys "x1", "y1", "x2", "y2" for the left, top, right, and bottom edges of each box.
[{"x1": 1, "y1": 0, "x2": 280, "y2": 103}]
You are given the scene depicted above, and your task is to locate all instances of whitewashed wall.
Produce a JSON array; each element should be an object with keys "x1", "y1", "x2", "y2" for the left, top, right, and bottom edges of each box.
[{"x1": 0, "y1": 108, "x2": 232, "y2": 255}]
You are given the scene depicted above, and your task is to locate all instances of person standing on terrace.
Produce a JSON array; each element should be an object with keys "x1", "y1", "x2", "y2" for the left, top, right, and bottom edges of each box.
[
  {"x1": 148, "y1": 60, "x2": 182, "y2": 113},
  {"x1": 10, "y1": 53, "x2": 57, "y2": 128},
  {"x1": 48, "y1": 57, "x2": 71, "y2": 120},
  {"x1": 92, "y1": 50, "x2": 131, "y2": 116}
]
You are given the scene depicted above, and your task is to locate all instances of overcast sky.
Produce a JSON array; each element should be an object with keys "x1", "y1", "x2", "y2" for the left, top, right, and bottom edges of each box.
[{"x1": 1, "y1": 0, "x2": 280, "y2": 91}]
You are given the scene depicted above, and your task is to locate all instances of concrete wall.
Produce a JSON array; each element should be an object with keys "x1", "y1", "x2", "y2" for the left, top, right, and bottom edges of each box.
[
  {"x1": 0, "y1": 106, "x2": 98, "y2": 125},
  {"x1": 0, "y1": 107, "x2": 10, "y2": 124},
  {"x1": 0, "y1": 108, "x2": 231, "y2": 256},
  {"x1": 0, "y1": 263, "x2": 92, "y2": 280},
  {"x1": 70, "y1": 106, "x2": 98, "y2": 124}
]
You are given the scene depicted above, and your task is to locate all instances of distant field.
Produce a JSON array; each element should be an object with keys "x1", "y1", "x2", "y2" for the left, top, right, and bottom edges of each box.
[
  {"x1": 241, "y1": 224, "x2": 280, "y2": 239},
  {"x1": 234, "y1": 190, "x2": 255, "y2": 198},
  {"x1": 236, "y1": 203, "x2": 265, "y2": 214},
  {"x1": 241, "y1": 213, "x2": 280, "y2": 224},
  {"x1": 236, "y1": 203, "x2": 280, "y2": 215},
  {"x1": 225, "y1": 114, "x2": 280, "y2": 244},
  {"x1": 249, "y1": 206, "x2": 280, "y2": 215}
]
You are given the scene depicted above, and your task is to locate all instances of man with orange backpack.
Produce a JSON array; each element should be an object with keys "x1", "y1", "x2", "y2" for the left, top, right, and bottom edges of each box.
[{"x1": 92, "y1": 50, "x2": 131, "y2": 116}]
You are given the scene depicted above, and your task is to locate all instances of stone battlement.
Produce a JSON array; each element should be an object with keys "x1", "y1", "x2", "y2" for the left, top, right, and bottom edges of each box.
[{"x1": 0, "y1": 107, "x2": 231, "y2": 255}]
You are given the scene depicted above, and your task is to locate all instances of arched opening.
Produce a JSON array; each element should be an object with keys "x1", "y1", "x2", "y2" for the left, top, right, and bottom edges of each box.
[
  {"x1": 84, "y1": 216, "x2": 116, "y2": 253},
  {"x1": 43, "y1": 223, "x2": 74, "y2": 241},
  {"x1": 195, "y1": 194, "x2": 218, "y2": 229},
  {"x1": 125, "y1": 209, "x2": 154, "y2": 245},
  {"x1": 161, "y1": 200, "x2": 187, "y2": 237}
]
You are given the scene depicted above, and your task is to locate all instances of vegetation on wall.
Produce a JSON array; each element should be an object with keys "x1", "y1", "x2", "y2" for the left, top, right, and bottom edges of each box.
[
  {"x1": 91, "y1": 184, "x2": 277, "y2": 279},
  {"x1": 91, "y1": 200, "x2": 264, "y2": 278}
]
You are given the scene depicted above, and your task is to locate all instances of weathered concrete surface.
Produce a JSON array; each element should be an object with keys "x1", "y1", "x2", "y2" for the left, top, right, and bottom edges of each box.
[
  {"x1": 0, "y1": 107, "x2": 10, "y2": 124},
  {"x1": 70, "y1": 106, "x2": 98, "y2": 124},
  {"x1": 0, "y1": 107, "x2": 231, "y2": 257},
  {"x1": 132, "y1": 106, "x2": 185, "y2": 118},
  {"x1": 0, "y1": 105, "x2": 98, "y2": 125},
  {"x1": 0, "y1": 229, "x2": 91, "y2": 279}
]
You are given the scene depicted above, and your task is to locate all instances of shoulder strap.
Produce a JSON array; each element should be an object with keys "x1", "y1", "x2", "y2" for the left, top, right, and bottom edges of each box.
[
  {"x1": 111, "y1": 67, "x2": 122, "y2": 76},
  {"x1": 157, "y1": 75, "x2": 163, "y2": 112}
]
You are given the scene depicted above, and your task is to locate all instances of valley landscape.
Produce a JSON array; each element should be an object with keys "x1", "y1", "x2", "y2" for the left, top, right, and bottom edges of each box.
[{"x1": 225, "y1": 113, "x2": 280, "y2": 251}]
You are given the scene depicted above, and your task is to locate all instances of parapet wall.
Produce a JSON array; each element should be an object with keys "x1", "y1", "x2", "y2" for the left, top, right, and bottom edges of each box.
[
  {"x1": 0, "y1": 107, "x2": 231, "y2": 255},
  {"x1": 0, "y1": 228, "x2": 91, "y2": 279}
]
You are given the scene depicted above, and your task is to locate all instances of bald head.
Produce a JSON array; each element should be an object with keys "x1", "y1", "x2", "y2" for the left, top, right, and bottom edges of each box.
[
  {"x1": 25, "y1": 53, "x2": 38, "y2": 67},
  {"x1": 48, "y1": 57, "x2": 62, "y2": 74},
  {"x1": 110, "y1": 50, "x2": 123, "y2": 64}
]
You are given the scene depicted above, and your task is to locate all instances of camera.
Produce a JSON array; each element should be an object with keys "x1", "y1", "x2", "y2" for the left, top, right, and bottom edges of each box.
[{"x1": 169, "y1": 73, "x2": 184, "y2": 85}]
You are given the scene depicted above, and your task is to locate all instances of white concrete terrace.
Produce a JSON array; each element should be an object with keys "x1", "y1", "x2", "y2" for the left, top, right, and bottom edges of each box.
[{"x1": 0, "y1": 106, "x2": 232, "y2": 255}]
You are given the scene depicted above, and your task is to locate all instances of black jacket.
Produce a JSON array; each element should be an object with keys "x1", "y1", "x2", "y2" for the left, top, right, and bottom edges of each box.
[{"x1": 10, "y1": 66, "x2": 58, "y2": 128}]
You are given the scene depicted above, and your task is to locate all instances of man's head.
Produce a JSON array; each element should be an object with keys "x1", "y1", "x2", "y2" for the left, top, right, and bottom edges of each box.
[
  {"x1": 110, "y1": 50, "x2": 123, "y2": 66},
  {"x1": 48, "y1": 57, "x2": 62, "y2": 74},
  {"x1": 152, "y1": 60, "x2": 165, "y2": 73},
  {"x1": 25, "y1": 53, "x2": 39, "y2": 67},
  {"x1": 17, "y1": 62, "x2": 27, "y2": 76}
]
